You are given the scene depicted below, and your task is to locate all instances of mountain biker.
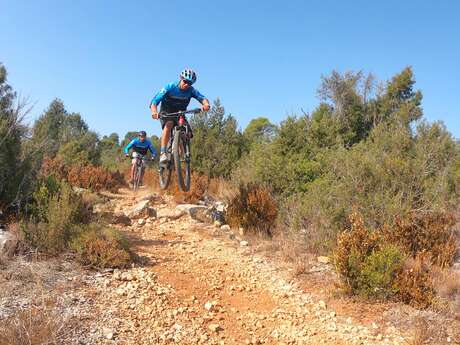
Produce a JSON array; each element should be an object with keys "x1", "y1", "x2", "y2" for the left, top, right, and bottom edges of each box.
[
  {"x1": 124, "y1": 131, "x2": 157, "y2": 185},
  {"x1": 150, "y1": 68, "x2": 210, "y2": 164}
]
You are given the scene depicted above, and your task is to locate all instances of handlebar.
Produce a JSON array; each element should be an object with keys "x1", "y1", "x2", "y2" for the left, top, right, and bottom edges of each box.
[{"x1": 159, "y1": 108, "x2": 202, "y2": 118}]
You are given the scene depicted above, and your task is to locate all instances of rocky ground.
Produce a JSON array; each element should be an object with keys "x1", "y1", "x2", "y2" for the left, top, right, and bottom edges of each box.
[{"x1": 1, "y1": 187, "x2": 459, "y2": 344}]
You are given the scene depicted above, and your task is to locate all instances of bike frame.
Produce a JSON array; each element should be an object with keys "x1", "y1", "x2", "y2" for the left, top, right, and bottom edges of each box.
[{"x1": 159, "y1": 108, "x2": 200, "y2": 158}]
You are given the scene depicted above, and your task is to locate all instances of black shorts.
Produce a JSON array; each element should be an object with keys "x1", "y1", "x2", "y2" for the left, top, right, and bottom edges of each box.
[
  {"x1": 160, "y1": 116, "x2": 193, "y2": 137},
  {"x1": 160, "y1": 116, "x2": 182, "y2": 129}
]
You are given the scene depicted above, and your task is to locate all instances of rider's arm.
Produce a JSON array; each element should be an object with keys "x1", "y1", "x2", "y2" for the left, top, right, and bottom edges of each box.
[
  {"x1": 150, "y1": 83, "x2": 174, "y2": 119},
  {"x1": 150, "y1": 83, "x2": 175, "y2": 106},
  {"x1": 124, "y1": 139, "x2": 137, "y2": 154},
  {"x1": 147, "y1": 141, "x2": 157, "y2": 157},
  {"x1": 191, "y1": 88, "x2": 210, "y2": 111},
  {"x1": 150, "y1": 103, "x2": 159, "y2": 119}
]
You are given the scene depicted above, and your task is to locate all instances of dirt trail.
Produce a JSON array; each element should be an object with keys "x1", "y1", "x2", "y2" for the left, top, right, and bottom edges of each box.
[{"x1": 80, "y1": 187, "x2": 410, "y2": 345}]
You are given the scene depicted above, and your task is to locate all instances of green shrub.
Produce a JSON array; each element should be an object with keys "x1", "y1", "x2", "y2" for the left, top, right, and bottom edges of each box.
[
  {"x1": 22, "y1": 180, "x2": 90, "y2": 254},
  {"x1": 359, "y1": 245, "x2": 403, "y2": 298},
  {"x1": 335, "y1": 212, "x2": 404, "y2": 299},
  {"x1": 334, "y1": 212, "x2": 449, "y2": 307},
  {"x1": 70, "y1": 224, "x2": 133, "y2": 269},
  {"x1": 227, "y1": 183, "x2": 278, "y2": 235}
]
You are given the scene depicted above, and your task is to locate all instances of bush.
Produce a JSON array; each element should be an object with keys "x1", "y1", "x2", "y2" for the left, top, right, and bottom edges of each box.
[
  {"x1": 334, "y1": 212, "x2": 453, "y2": 307},
  {"x1": 40, "y1": 156, "x2": 125, "y2": 192},
  {"x1": 335, "y1": 212, "x2": 403, "y2": 298},
  {"x1": 22, "y1": 180, "x2": 90, "y2": 254},
  {"x1": 227, "y1": 183, "x2": 278, "y2": 235},
  {"x1": 395, "y1": 255, "x2": 435, "y2": 308},
  {"x1": 359, "y1": 245, "x2": 404, "y2": 298},
  {"x1": 70, "y1": 224, "x2": 133, "y2": 268},
  {"x1": 383, "y1": 212, "x2": 457, "y2": 268}
]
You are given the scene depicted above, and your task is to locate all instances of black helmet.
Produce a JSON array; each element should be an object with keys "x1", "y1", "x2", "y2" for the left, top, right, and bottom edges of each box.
[{"x1": 139, "y1": 131, "x2": 147, "y2": 137}]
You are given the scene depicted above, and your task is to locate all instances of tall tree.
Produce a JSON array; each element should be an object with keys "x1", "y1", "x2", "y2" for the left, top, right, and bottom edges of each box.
[
  {"x1": 0, "y1": 64, "x2": 29, "y2": 210},
  {"x1": 190, "y1": 99, "x2": 244, "y2": 178},
  {"x1": 243, "y1": 117, "x2": 277, "y2": 148}
]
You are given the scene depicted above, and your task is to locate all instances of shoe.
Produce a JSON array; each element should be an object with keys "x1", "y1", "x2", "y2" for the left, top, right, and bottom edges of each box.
[{"x1": 159, "y1": 153, "x2": 168, "y2": 165}]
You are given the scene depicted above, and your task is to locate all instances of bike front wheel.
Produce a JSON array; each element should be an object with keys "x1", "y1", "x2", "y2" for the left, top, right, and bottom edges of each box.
[
  {"x1": 173, "y1": 129, "x2": 191, "y2": 192},
  {"x1": 133, "y1": 164, "x2": 142, "y2": 191}
]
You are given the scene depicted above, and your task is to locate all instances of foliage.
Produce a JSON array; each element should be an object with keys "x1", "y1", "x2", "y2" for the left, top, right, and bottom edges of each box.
[
  {"x1": 0, "y1": 63, "x2": 31, "y2": 211},
  {"x1": 22, "y1": 180, "x2": 90, "y2": 254},
  {"x1": 70, "y1": 224, "x2": 133, "y2": 268},
  {"x1": 191, "y1": 99, "x2": 245, "y2": 178},
  {"x1": 243, "y1": 117, "x2": 277, "y2": 148},
  {"x1": 31, "y1": 98, "x2": 101, "y2": 165},
  {"x1": 334, "y1": 211, "x2": 454, "y2": 306},
  {"x1": 227, "y1": 183, "x2": 278, "y2": 235}
]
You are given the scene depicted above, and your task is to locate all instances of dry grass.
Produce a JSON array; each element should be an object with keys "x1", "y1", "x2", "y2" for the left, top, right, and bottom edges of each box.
[
  {"x1": 433, "y1": 269, "x2": 460, "y2": 301},
  {"x1": 0, "y1": 297, "x2": 67, "y2": 345},
  {"x1": 207, "y1": 177, "x2": 236, "y2": 201},
  {"x1": 408, "y1": 317, "x2": 431, "y2": 345}
]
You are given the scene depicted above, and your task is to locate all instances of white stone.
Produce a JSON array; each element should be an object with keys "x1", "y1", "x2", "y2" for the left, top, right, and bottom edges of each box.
[{"x1": 317, "y1": 256, "x2": 331, "y2": 264}]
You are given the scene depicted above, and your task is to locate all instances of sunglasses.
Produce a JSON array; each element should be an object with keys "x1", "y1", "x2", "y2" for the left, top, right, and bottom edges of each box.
[{"x1": 182, "y1": 79, "x2": 192, "y2": 85}]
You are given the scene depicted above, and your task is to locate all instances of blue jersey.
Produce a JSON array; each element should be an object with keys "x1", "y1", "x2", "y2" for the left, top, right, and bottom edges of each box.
[
  {"x1": 124, "y1": 138, "x2": 157, "y2": 156},
  {"x1": 150, "y1": 81, "x2": 206, "y2": 113}
]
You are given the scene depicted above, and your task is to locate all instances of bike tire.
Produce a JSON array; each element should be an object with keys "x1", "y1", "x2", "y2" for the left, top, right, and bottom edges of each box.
[
  {"x1": 173, "y1": 129, "x2": 191, "y2": 192},
  {"x1": 133, "y1": 164, "x2": 141, "y2": 191},
  {"x1": 159, "y1": 157, "x2": 172, "y2": 190}
]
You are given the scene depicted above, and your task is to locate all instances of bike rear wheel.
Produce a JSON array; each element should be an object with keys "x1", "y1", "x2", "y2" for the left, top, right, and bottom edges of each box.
[{"x1": 173, "y1": 129, "x2": 191, "y2": 192}]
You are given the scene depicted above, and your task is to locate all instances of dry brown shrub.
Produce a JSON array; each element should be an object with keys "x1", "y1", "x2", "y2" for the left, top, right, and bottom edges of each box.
[
  {"x1": 334, "y1": 212, "x2": 381, "y2": 284},
  {"x1": 171, "y1": 174, "x2": 209, "y2": 204},
  {"x1": 40, "y1": 157, "x2": 125, "y2": 192},
  {"x1": 0, "y1": 299, "x2": 65, "y2": 345},
  {"x1": 384, "y1": 212, "x2": 457, "y2": 268},
  {"x1": 396, "y1": 254, "x2": 435, "y2": 308},
  {"x1": 227, "y1": 183, "x2": 278, "y2": 236},
  {"x1": 408, "y1": 317, "x2": 431, "y2": 345}
]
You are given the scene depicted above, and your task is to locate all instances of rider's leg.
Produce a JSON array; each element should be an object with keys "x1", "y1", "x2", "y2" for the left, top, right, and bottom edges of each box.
[{"x1": 160, "y1": 121, "x2": 174, "y2": 163}]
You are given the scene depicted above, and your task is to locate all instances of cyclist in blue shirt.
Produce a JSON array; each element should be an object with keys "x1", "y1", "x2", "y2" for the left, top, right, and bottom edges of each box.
[
  {"x1": 150, "y1": 68, "x2": 210, "y2": 164},
  {"x1": 124, "y1": 131, "x2": 157, "y2": 185}
]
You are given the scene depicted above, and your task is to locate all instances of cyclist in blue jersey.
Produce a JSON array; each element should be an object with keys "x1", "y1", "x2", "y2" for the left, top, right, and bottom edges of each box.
[
  {"x1": 124, "y1": 131, "x2": 157, "y2": 185},
  {"x1": 150, "y1": 68, "x2": 210, "y2": 164}
]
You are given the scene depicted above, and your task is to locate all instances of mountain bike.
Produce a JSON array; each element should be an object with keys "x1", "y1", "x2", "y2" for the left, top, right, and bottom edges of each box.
[
  {"x1": 130, "y1": 152, "x2": 147, "y2": 191},
  {"x1": 158, "y1": 108, "x2": 201, "y2": 192}
]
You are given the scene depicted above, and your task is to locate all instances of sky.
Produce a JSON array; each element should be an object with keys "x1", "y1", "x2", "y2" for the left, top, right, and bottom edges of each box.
[{"x1": 1, "y1": 0, "x2": 459, "y2": 139}]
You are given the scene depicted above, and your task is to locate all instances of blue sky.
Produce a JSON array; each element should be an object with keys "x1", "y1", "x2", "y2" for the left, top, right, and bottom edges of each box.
[{"x1": 1, "y1": 0, "x2": 459, "y2": 139}]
